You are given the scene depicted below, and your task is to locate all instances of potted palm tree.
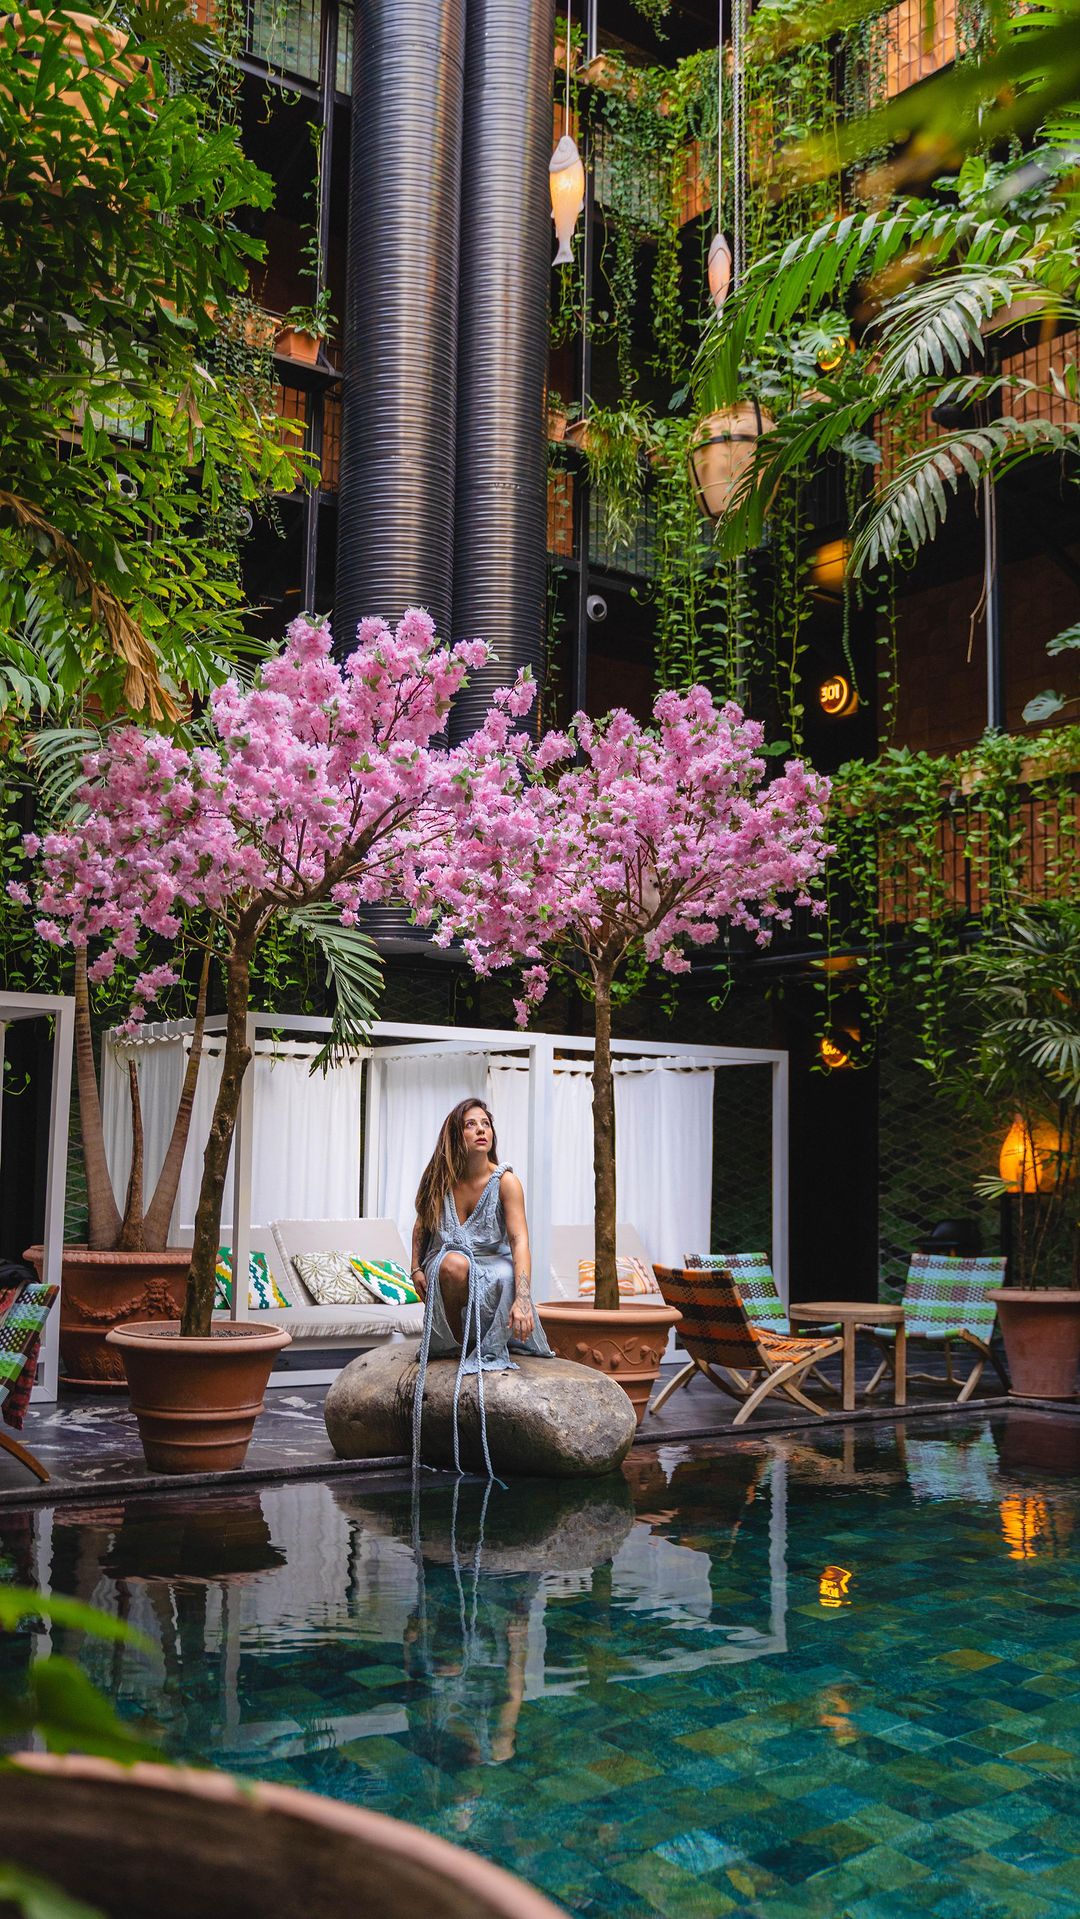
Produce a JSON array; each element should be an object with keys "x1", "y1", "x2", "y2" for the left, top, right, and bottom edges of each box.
[
  {"x1": 23, "y1": 611, "x2": 499, "y2": 1471},
  {"x1": 25, "y1": 945, "x2": 211, "y2": 1386},
  {"x1": 409, "y1": 679, "x2": 830, "y2": 1418},
  {"x1": 967, "y1": 908, "x2": 1080, "y2": 1397}
]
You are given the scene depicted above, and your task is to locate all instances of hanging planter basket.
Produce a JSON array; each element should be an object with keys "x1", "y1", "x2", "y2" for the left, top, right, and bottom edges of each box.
[{"x1": 688, "y1": 400, "x2": 774, "y2": 524}]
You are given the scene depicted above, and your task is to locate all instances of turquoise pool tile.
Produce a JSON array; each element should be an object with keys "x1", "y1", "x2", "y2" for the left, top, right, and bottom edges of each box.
[
  {"x1": 13, "y1": 1413, "x2": 1080, "y2": 1919},
  {"x1": 653, "y1": 1828, "x2": 745, "y2": 1873}
]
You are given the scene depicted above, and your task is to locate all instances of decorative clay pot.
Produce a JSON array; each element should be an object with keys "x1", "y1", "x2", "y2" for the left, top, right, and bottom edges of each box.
[
  {"x1": 106, "y1": 1319, "x2": 291, "y2": 1473},
  {"x1": 989, "y1": 1288, "x2": 1080, "y2": 1400},
  {"x1": 24, "y1": 1244, "x2": 193, "y2": 1388},
  {"x1": 537, "y1": 1299, "x2": 682, "y2": 1426},
  {"x1": 0, "y1": 1755, "x2": 563, "y2": 1919}
]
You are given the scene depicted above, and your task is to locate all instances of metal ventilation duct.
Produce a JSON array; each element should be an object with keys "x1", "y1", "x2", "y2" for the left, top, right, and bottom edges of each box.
[
  {"x1": 334, "y1": 0, "x2": 466, "y2": 652},
  {"x1": 449, "y1": 0, "x2": 556, "y2": 740}
]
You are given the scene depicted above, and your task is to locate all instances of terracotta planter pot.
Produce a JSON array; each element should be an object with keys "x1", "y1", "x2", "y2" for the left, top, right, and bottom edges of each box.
[
  {"x1": 989, "y1": 1288, "x2": 1080, "y2": 1400},
  {"x1": 537, "y1": 1299, "x2": 682, "y2": 1426},
  {"x1": 688, "y1": 401, "x2": 775, "y2": 523},
  {"x1": 106, "y1": 1319, "x2": 291, "y2": 1473},
  {"x1": 275, "y1": 324, "x2": 322, "y2": 365},
  {"x1": 23, "y1": 1244, "x2": 193, "y2": 1389},
  {"x1": 0, "y1": 1755, "x2": 563, "y2": 1919}
]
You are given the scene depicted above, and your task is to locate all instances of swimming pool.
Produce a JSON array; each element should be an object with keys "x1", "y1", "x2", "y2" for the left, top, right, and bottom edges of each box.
[{"x1": 4, "y1": 1410, "x2": 1080, "y2": 1916}]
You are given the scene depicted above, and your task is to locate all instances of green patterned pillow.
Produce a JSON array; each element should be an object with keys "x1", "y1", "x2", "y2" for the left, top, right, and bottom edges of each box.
[
  {"x1": 350, "y1": 1257, "x2": 421, "y2": 1306},
  {"x1": 214, "y1": 1247, "x2": 290, "y2": 1312}
]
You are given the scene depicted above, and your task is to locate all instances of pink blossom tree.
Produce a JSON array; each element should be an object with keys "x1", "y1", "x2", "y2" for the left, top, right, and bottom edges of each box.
[
  {"x1": 18, "y1": 610, "x2": 493, "y2": 1336},
  {"x1": 412, "y1": 686, "x2": 832, "y2": 1311}
]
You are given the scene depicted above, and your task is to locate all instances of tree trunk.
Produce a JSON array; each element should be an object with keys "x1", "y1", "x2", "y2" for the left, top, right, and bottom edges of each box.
[
  {"x1": 182, "y1": 941, "x2": 253, "y2": 1337},
  {"x1": 592, "y1": 967, "x2": 619, "y2": 1312},
  {"x1": 114, "y1": 1059, "x2": 146, "y2": 1251},
  {"x1": 141, "y1": 947, "x2": 211, "y2": 1250},
  {"x1": 74, "y1": 948, "x2": 122, "y2": 1251}
]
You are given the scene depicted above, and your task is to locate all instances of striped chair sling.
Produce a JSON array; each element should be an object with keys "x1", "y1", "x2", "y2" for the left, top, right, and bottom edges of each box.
[
  {"x1": 865, "y1": 1255, "x2": 1008, "y2": 1404},
  {"x1": 652, "y1": 1265, "x2": 842, "y2": 1427}
]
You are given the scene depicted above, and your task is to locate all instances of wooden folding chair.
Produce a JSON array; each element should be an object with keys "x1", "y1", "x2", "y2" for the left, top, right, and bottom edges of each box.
[
  {"x1": 864, "y1": 1254, "x2": 1009, "y2": 1405},
  {"x1": 652, "y1": 1265, "x2": 843, "y2": 1426},
  {"x1": 682, "y1": 1253, "x2": 838, "y2": 1398},
  {"x1": 0, "y1": 1283, "x2": 58, "y2": 1482}
]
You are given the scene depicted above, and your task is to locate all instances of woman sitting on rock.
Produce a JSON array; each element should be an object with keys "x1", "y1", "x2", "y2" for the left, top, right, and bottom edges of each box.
[{"x1": 411, "y1": 1098, "x2": 554, "y2": 1374}]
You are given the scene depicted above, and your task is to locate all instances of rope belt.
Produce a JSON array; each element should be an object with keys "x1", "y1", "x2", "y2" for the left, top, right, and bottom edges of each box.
[{"x1": 411, "y1": 1227, "x2": 496, "y2": 1482}]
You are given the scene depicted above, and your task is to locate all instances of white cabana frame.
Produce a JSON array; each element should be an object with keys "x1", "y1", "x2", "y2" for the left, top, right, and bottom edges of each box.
[
  {"x1": 0, "y1": 991, "x2": 75, "y2": 1402},
  {"x1": 90, "y1": 1010, "x2": 788, "y2": 1395}
]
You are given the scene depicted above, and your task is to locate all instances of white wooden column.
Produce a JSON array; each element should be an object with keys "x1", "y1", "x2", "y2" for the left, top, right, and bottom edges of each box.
[
  {"x1": 228, "y1": 1014, "x2": 257, "y2": 1321},
  {"x1": 771, "y1": 1052, "x2": 790, "y2": 1307},
  {"x1": 526, "y1": 1034, "x2": 555, "y2": 1300},
  {"x1": 37, "y1": 997, "x2": 74, "y2": 1399}
]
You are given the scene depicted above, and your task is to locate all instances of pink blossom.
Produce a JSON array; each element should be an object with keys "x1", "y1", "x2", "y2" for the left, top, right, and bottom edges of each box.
[
  {"x1": 22, "y1": 610, "x2": 497, "y2": 1020},
  {"x1": 408, "y1": 690, "x2": 831, "y2": 1021}
]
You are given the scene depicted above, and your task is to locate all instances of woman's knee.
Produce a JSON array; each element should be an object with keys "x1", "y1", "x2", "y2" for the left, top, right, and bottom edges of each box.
[{"x1": 440, "y1": 1252, "x2": 470, "y2": 1288}]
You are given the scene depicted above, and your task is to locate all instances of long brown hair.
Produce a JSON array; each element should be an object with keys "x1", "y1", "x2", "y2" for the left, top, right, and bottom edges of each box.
[{"x1": 415, "y1": 1098, "x2": 499, "y2": 1236}]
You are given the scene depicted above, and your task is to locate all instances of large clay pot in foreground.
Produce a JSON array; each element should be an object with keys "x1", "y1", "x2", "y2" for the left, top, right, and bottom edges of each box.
[
  {"x1": 989, "y1": 1288, "x2": 1080, "y2": 1400},
  {"x1": 0, "y1": 1755, "x2": 562, "y2": 1919},
  {"x1": 24, "y1": 1244, "x2": 192, "y2": 1388},
  {"x1": 537, "y1": 1299, "x2": 682, "y2": 1426},
  {"x1": 106, "y1": 1319, "x2": 290, "y2": 1472}
]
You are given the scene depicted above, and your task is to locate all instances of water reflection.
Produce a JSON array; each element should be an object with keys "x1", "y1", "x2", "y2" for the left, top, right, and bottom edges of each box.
[{"x1": 1, "y1": 1407, "x2": 1079, "y2": 1790}]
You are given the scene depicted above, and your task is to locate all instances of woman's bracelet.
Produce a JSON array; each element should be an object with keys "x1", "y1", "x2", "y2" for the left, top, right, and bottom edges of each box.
[{"x1": 411, "y1": 1266, "x2": 425, "y2": 1280}]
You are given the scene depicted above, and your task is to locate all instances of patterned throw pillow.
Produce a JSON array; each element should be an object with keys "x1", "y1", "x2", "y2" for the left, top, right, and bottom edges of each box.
[
  {"x1": 290, "y1": 1251, "x2": 371, "y2": 1306},
  {"x1": 578, "y1": 1255, "x2": 660, "y2": 1298},
  {"x1": 349, "y1": 1257, "x2": 421, "y2": 1306},
  {"x1": 214, "y1": 1248, "x2": 290, "y2": 1312}
]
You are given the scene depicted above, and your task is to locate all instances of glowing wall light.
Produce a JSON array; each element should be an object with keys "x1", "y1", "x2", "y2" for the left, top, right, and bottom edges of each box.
[
  {"x1": 810, "y1": 538, "x2": 852, "y2": 598},
  {"x1": 998, "y1": 1115, "x2": 1067, "y2": 1194},
  {"x1": 818, "y1": 672, "x2": 859, "y2": 719}
]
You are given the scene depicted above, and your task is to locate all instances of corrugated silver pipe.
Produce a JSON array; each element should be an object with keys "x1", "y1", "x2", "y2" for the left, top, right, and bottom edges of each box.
[
  {"x1": 449, "y1": 0, "x2": 557, "y2": 740},
  {"x1": 334, "y1": 0, "x2": 466, "y2": 650}
]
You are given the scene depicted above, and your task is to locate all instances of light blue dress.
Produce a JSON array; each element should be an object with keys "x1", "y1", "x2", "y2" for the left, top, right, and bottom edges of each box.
[{"x1": 413, "y1": 1163, "x2": 554, "y2": 1478}]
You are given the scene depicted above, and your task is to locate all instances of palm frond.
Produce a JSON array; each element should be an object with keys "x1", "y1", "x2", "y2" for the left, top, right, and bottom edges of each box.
[
  {"x1": 287, "y1": 904, "x2": 384, "y2": 1072},
  {"x1": 869, "y1": 266, "x2": 1066, "y2": 395},
  {"x1": 850, "y1": 417, "x2": 1080, "y2": 576},
  {"x1": 29, "y1": 727, "x2": 106, "y2": 823}
]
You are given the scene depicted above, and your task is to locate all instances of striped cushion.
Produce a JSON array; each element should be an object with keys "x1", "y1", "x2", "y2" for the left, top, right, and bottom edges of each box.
[
  {"x1": 656, "y1": 1265, "x2": 837, "y2": 1373},
  {"x1": 902, "y1": 1255, "x2": 1006, "y2": 1339},
  {"x1": 686, "y1": 1253, "x2": 787, "y2": 1332},
  {"x1": 0, "y1": 1284, "x2": 57, "y2": 1431}
]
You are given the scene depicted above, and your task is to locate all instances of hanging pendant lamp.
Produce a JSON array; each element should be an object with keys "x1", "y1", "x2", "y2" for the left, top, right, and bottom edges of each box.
[{"x1": 550, "y1": 0, "x2": 585, "y2": 264}]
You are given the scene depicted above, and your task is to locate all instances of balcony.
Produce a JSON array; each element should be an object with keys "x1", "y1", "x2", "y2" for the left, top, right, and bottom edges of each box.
[{"x1": 189, "y1": 0, "x2": 352, "y2": 92}]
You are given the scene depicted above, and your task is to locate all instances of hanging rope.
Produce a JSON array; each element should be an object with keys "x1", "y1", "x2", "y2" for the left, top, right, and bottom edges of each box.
[
  {"x1": 716, "y1": 0, "x2": 724, "y2": 221},
  {"x1": 410, "y1": 1231, "x2": 497, "y2": 1483},
  {"x1": 732, "y1": 0, "x2": 746, "y2": 288},
  {"x1": 564, "y1": 0, "x2": 572, "y2": 138}
]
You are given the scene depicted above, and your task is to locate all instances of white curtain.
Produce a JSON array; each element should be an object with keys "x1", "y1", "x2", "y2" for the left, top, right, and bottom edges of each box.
[
  {"x1": 104, "y1": 1033, "x2": 714, "y2": 1264},
  {"x1": 612, "y1": 1062, "x2": 713, "y2": 1266},
  {"x1": 485, "y1": 1055, "x2": 714, "y2": 1267},
  {"x1": 102, "y1": 1036, "x2": 363, "y2": 1232},
  {"x1": 376, "y1": 1052, "x2": 490, "y2": 1245}
]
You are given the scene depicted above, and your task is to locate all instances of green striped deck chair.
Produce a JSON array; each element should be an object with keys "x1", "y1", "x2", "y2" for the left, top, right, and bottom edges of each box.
[
  {"x1": 865, "y1": 1255, "x2": 1008, "y2": 1404},
  {"x1": 0, "y1": 1283, "x2": 57, "y2": 1482},
  {"x1": 686, "y1": 1253, "x2": 788, "y2": 1333},
  {"x1": 652, "y1": 1265, "x2": 842, "y2": 1426}
]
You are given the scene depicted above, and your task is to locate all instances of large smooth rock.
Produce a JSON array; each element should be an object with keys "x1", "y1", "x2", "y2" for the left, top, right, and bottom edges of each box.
[{"x1": 325, "y1": 1344, "x2": 636, "y2": 1477}]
